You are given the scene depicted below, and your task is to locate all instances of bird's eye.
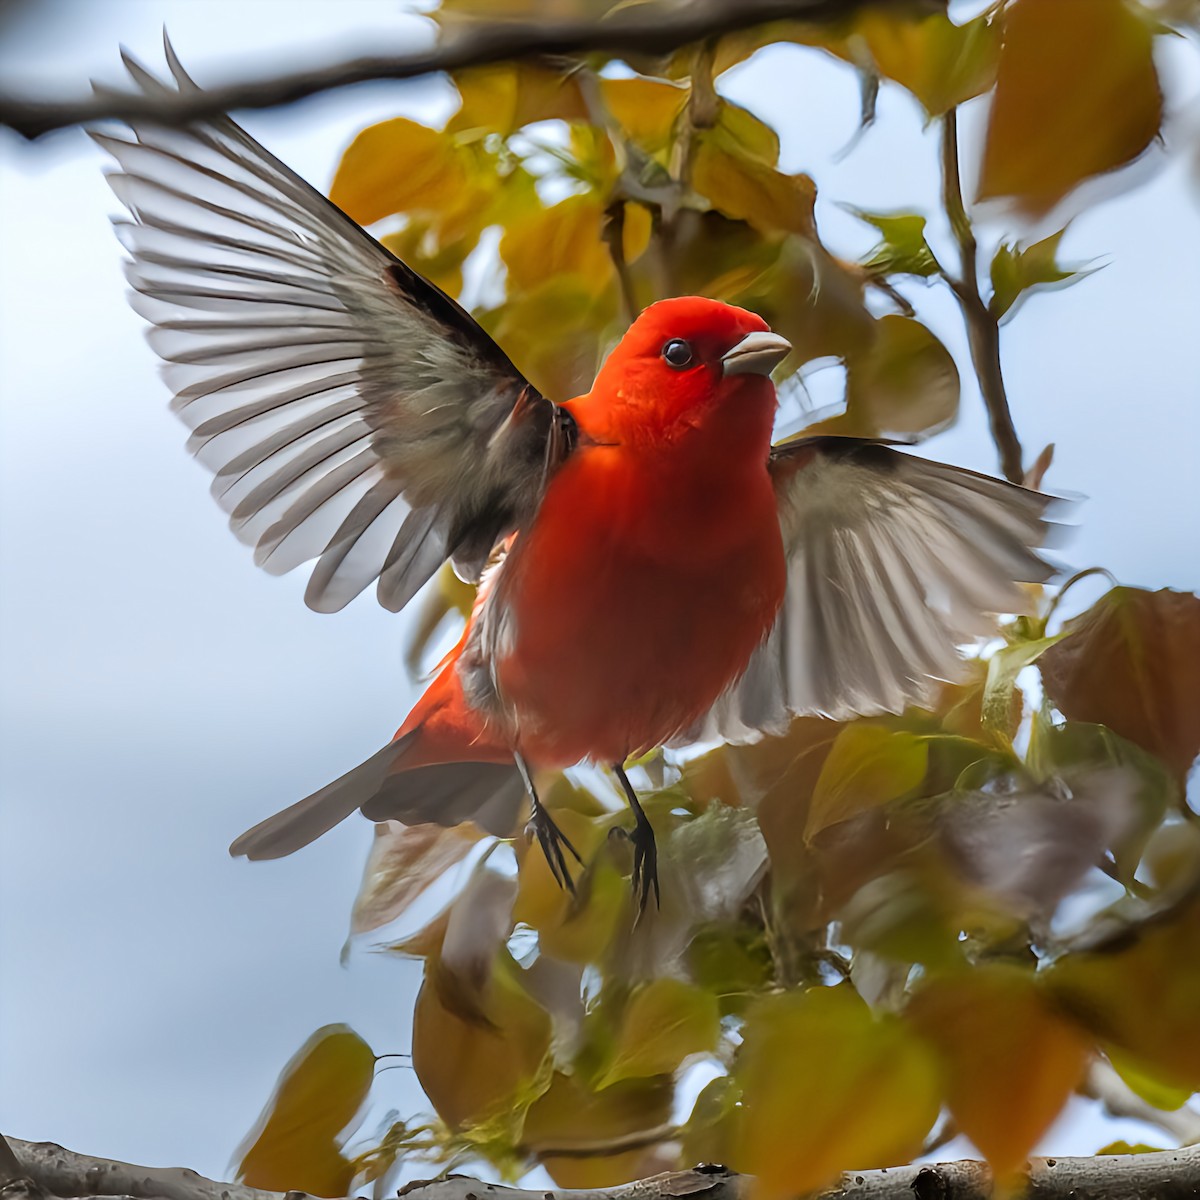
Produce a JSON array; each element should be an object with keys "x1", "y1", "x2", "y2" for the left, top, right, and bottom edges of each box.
[{"x1": 661, "y1": 338, "x2": 694, "y2": 369}]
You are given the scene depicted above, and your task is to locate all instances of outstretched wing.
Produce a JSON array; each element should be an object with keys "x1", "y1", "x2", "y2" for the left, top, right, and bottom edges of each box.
[
  {"x1": 696, "y1": 437, "x2": 1065, "y2": 737},
  {"x1": 94, "y1": 43, "x2": 572, "y2": 614}
]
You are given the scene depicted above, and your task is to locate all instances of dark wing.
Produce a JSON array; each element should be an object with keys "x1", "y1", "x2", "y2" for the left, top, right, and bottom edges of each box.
[
  {"x1": 694, "y1": 437, "x2": 1065, "y2": 738},
  {"x1": 93, "y1": 43, "x2": 572, "y2": 614}
]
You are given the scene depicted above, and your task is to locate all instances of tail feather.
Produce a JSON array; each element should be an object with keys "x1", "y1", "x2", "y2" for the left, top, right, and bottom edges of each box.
[
  {"x1": 229, "y1": 731, "x2": 525, "y2": 859},
  {"x1": 230, "y1": 734, "x2": 416, "y2": 860},
  {"x1": 361, "y1": 761, "x2": 525, "y2": 836}
]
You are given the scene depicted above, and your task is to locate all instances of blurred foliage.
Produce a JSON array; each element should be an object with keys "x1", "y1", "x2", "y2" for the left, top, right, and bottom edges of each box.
[{"x1": 237, "y1": 0, "x2": 1200, "y2": 1196}]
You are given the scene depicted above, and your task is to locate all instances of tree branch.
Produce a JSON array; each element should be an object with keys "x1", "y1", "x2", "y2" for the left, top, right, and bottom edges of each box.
[
  {"x1": 11, "y1": 1137, "x2": 1200, "y2": 1200},
  {"x1": 0, "y1": 0, "x2": 940, "y2": 140},
  {"x1": 939, "y1": 107, "x2": 1024, "y2": 485},
  {"x1": 1084, "y1": 1058, "x2": 1200, "y2": 1147}
]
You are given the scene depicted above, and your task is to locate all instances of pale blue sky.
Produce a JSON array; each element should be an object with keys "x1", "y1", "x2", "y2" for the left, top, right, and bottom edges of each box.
[{"x1": 1, "y1": 0, "x2": 1198, "y2": 1180}]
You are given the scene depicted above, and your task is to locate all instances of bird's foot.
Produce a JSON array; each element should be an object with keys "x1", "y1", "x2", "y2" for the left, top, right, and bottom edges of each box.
[
  {"x1": 528, "y1": 800, "x2": 583, "y2": 895},
  {"x1": 628, "y1": 812, "x2": 660, "y2": 917}
]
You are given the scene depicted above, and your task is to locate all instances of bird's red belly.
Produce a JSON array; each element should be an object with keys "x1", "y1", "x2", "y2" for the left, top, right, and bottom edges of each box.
[{"x1": 490, "y1": 449, "x2": 786, "y2": 767}]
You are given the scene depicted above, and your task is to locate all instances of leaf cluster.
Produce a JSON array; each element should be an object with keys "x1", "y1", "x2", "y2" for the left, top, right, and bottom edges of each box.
[{"x1": 229, "y1": 1, "x2": 1196, "y2": 1196}]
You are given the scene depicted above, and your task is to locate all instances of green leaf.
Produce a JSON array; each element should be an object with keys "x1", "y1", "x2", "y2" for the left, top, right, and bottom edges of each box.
[
  {"x1": 1097, "y1": 1140, "x2": 1168, "y2": 1156},
  {"x1": 686, "y1": 923, "x2": 773, "y2": 1014},
  {"x1": 681, "y1": 1074, "x2": 739, "y2": 1167},
  {"x1": 849, "y1": 208, "x2": 939, "y2": 278},
  {"x1": 982, "y1": 634, "x2": 1062, "y2": 737},
  {"x1": 598, "y1": 977, "x2": 720, "y2": 1087},
  {"x1": 806, "y1": 724, "x2": 928, "y2": 842},
  {"x1": 235, "y1": 1025, "x2": 375, "y2": 1197},
  {"x1": 811, "y1": 315, "x2": 959, "y2": 440},
  {"x1": 1107, "y1": 1047, "x2": 1195, "y2": 1113},
  {"x1": 989, "y1": 229, "x2": 1095, "y2": 320},
  {"x1": 522, "y1": 1071, "x2": 674, "y2": 1188},
  {"x1": 731, "y1": 987, "x2": 940, "y2": 1198}
]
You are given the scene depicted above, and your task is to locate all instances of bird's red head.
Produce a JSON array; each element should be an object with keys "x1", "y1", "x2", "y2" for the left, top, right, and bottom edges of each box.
[{"x1": 565, "y1": 297, "x2": 790, "y2": 450}]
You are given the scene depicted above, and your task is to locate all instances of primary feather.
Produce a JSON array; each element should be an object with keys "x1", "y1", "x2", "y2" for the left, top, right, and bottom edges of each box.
[{"x1": 96, "y1": 40, "x2": 569, "y2": 614}]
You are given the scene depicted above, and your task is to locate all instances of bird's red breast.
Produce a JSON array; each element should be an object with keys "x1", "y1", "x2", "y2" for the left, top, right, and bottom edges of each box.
[{"x1": 397, "y1": 298, "x2": 789, "y2": 770}]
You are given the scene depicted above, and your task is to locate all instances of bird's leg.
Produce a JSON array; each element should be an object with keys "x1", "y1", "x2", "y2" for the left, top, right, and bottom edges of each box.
[
  {"x1": 516, "y1": 752, "x2": 582, "y2": 894},
  {"x1": 612, "y1": 763, "x2": 660, "y2": 914}
]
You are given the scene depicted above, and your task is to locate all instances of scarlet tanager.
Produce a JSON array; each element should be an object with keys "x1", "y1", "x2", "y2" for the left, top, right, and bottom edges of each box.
[{"x1": 97, "y1": 47, "x2": 1063, "y2": 908}]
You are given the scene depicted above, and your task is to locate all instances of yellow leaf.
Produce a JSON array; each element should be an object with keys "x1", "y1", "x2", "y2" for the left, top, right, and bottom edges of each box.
[
  {"x1": 1040, "y1": 587, "x2": 1200, "y2": 782},
  {"x1": 713, "y1": 99, "x2": 780, "y2": 167},
  {"x1": 731, "y1": 987, "x2": 940, "y2": 1198},
  {"x1": 412, "y1": 952, "x2": 552, "y2": 1132},
  {"x1": 977, "y1": 0, "x2": 1163, "y2": 215},
  {"x1": 1048, "y1": 893, "x2": 1200, "y2": 1091},
  {"x1": 330, "y1": 117, "x2": 471, "y2": 227},
  {"x1": 692, "y1": 120, "x2": 816, "y2": 237},
  {"x1": 235, "y1": 1025, "x2": 375, "y2": 1197},
  {"x1": 621, "y1": 201, "x2": 653, "y2": 264},
  {"x1": 858, "y1": 9, "x2": 1000, "y2": 117},
  {"x1": 598, "y1": 977, "x2": 720, "y2": 1087},
  {"x1": 908, "y1": 966, "x2": 1090, "y2": 1177},
  {"x1": 450, "y1": 63, "x2": 586, "y2": 137},
  {"x1": 500, "y1": 195, "x2": 613, "y2": 295},
  {"x1": 806, "y1": 723, "x2": 928, "y2": 843},
  {"x1": 523, "y1": 1071, "x2": 674, "y2": 1187},
  {"x1": 600, "y1": 76, "x2": 688, "y2": 154},
  {"x1": 483, "y1": 276, "x2": 616, "y2": 399}
]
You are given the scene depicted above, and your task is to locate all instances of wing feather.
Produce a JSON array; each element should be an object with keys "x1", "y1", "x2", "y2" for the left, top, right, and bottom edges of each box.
[
  {"x1": 697, "y1": 437, "x2": 1067, "y2": 736},
  {"x1": 96, "y1": 43, "x2": 571, "y2": 612}
]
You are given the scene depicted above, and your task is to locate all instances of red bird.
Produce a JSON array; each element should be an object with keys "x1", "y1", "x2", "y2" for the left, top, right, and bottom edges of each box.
[{"x1": 99, "y1": 48, "x2": 1061, "y2": 907}]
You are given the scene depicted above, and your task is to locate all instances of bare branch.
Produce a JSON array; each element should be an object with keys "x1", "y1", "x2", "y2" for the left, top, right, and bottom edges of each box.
[
  {"x1": 6, "y1": 1140, "x2": 300, "y2": 1200},
  {"x1": 0, "y1": 1132, "x2": 29, "y2": 1187},
  {"x1": 11, "y1": 1137, "x2": 1200, "y2": 1200},
  {"x1": 939, "y1": 108, "x2": 1025, "y2": 485},
  {"x1": 1084, "y1": 1058, "x2": 1200, "y2": 1147},
  {"x1": 0, "y1": 0, "x2": 939, "y2": 141}
]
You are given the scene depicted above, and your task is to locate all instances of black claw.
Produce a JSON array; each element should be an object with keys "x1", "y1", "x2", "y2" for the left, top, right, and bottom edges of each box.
[
  {"x1": 612, "y1": 762, "x2": 660, "y2": 918},
  {"x1": 631, "y1": 815, "x2": 660, "y2": 918},
  {"x1": 531, "y1": 802, "x2": 580, "y2": 895},
  {"x1": 516, "y1": 752, "x2": 582, "y2": 895}
]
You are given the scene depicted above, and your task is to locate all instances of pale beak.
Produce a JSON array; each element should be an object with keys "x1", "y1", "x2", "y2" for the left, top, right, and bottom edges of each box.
[{"x1": 721, "y1": 330, "x2": 792, "y2": 378}]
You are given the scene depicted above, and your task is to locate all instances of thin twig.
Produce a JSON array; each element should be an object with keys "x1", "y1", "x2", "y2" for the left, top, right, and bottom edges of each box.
[
  {"x1": 939, "y1": 108, "x2": 1024, "y2": 484},
  {"x1": 0, "y1": 0, "x2": 939, "y2": 140},
  {"x1": 602, "y1": 201, "x2": 641, "y2": 325},
  {"x1": 1084, "y1": 1058, "x2": 1200, "y2": 1147}
]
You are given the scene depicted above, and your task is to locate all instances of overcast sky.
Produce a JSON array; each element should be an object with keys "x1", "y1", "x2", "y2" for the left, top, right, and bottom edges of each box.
[{"x1": 1, "y1": 0, "x2": 1198, "y2": 1181}]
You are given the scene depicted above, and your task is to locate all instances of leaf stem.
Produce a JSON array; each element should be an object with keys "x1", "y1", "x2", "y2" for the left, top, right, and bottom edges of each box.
[{"x1": 940, "y1": 108, "x2": 1024, "y2": 484}]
